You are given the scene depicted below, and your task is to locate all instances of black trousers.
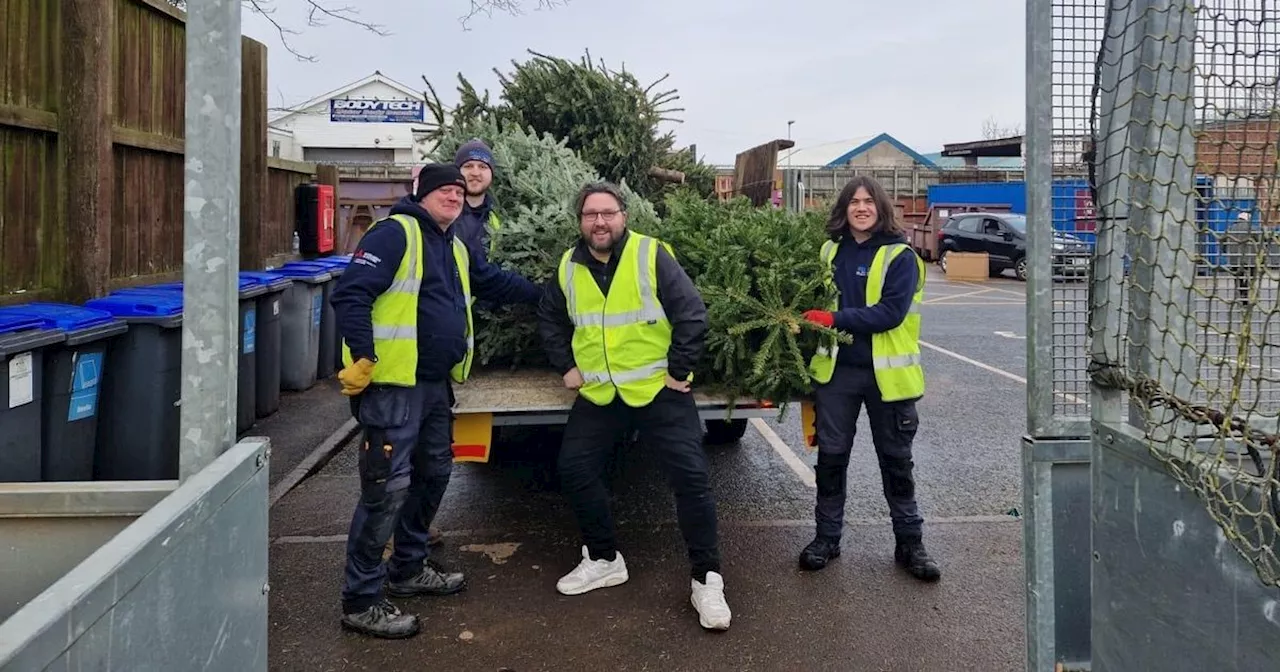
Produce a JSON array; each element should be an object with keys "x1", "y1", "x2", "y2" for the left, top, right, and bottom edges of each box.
[
  {"x1": 813, "y1": 364, "x2": 924, "y2": 541},
  {"x1": 558, "y1": 387, "x2": 722, "y2": 580},
  {"x1": 341, "y1": 380, "x2": 454, "y2": 614}
]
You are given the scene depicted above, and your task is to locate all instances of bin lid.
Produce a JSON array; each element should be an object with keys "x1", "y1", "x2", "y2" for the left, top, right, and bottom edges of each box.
[
  {"x1": 0, "y1": 302, "x2": 128, "y2": 345},
  {"x1": 117, "y1": 278, "x2": 268, "y2": 299},
  {"x1": 240, "y1": 270, "x2": 293, "y2": 292},
  {"x1": 84, "y1": 294, "x2": 184, "y2": 327},
  {"x1": 0, "y1": 311, "x2": 66, "y2": 357},
  {"x1": 267, "y1": 264, "x2": 331, "y2": 284}
]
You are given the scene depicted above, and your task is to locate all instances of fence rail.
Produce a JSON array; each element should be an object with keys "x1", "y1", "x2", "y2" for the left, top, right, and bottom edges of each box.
[{"x1": 0, "y1": 0, "x2": 323, "y2": 305}]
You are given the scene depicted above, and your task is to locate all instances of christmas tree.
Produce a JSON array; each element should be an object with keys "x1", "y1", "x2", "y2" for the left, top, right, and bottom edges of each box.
[{"x1": 431, "y1": 122, "x2": 846, "y2": 404}]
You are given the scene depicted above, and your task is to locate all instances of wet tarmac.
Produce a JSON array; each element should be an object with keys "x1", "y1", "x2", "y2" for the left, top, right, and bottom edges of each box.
[{"x1": 266, "y1": 268, "x2": 1033, "y2": 671}]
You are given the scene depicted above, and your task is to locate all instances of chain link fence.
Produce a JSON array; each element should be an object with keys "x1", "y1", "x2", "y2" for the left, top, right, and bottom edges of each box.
[{"x1": 1080, "y1": 0, "x2": 1280, "y2": 588}]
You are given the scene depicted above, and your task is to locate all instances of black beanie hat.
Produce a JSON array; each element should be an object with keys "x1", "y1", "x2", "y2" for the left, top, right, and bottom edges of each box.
[{"x1": 411, "y1": 163, "x2": 466, "y2": 200}]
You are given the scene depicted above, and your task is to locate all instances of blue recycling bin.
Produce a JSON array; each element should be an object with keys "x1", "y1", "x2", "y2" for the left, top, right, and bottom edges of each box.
[
  {"x1": 0, "y1": 315, "x2": 65, "y2": 482},
  {"x1": 281, "y1": 260, "x2": 340, "y2": 382},
  {"x1": 267, "y1": 265, "x2": 331, "y2": 391},
  {"x1": 0, "y1": 303, "x2": 128, "y2": 481},
  {"x1": 309, "y1": 255, "x2": 353, "y2": 374},
  {"x1": 240, "y1": 271, "x2": 293, "y2": 418},
  {"x1": 114, "y1": 278, "x2": 268, "y2": 434},
  {"x1": 84, "y1": 293, "x2": 184, "y2": 481}
]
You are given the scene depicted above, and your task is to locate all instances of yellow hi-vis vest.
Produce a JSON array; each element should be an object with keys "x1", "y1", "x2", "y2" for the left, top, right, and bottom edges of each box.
[
  {"x1": 340, "y1": 214, "x2": 475, "y2": 387},
  {"x1": 557, "y1": 232, "x2": 674, "y2": 407},
  {"x1": 807, "y1": 240, "x2": 925, "y2": 402},
  {"x1": 487, "y1": 212, "x2": 502, "y2": 254}
]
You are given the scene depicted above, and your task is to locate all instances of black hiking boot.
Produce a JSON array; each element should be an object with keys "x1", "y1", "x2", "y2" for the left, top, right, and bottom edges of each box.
[
  {"x1": 799, "y1": 535, "x2": 841, "y2": 571},
  {"x1": 386, "y1": 560, "x2": 467, "y2": 597},
  {"x1": 340, "y1": 599, "x2": 420, "y2": 639},
  {"x1": 894, "y1": 537, "x2": 941, "y2": 582}
]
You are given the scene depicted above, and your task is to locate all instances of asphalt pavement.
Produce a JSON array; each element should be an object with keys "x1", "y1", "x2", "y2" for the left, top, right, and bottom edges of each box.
[{"x1": 265, "y1": 266, "x2": 1034, "y2": 672}]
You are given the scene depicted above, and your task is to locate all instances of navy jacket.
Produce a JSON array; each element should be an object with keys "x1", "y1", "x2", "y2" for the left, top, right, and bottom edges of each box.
[
  {"x1": 538, "y1": 230, "x2": 708, "y2": 382},
  {"x1": 332, "y1": 196, "x2": 542, "y2": 381},
  {"x1": 828, "y1": 231, "x2": 921, "y2": 369},
  {"x1": 453, "y1": 194, "x2": 496, "y2": 261}
]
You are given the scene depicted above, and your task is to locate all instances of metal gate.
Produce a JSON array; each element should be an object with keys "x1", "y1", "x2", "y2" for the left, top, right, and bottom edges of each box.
[{"x1": 1026, "y1": 0, "x2": 1280, "y2": 669}]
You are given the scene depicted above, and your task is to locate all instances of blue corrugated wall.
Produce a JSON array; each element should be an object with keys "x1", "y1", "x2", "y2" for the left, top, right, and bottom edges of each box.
[{"x1": 927, "y1": 178, "x2": 1259, "y2": 266}]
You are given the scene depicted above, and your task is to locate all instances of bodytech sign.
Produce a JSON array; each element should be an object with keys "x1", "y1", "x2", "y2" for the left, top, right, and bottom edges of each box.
[{"x1": 329, "y1": 98, "x2": 424, "y2": 123}]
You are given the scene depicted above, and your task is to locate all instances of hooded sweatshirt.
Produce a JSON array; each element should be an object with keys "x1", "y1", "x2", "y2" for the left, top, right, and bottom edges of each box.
[
  {"x1": 828, "y1": 230, "x2": 921, "y2": 369},
  {"x1": 331, "y1": 195, "x2": 542, "y2": 381}
]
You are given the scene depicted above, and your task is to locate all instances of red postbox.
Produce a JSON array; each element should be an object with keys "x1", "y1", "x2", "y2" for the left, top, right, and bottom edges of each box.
[{"x1": 295, "y1": 183, "x2": 335, "y2": 254}]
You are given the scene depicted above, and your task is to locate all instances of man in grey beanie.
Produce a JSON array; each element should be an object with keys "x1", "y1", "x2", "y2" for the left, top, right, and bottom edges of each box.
[{"x1": 453, "y1": 138, "x2": 501, "y2": 261}]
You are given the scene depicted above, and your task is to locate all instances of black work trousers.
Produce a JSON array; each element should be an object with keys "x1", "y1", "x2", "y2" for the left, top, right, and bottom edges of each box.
[
  {"x1": 558, "y1": 387, "x2": 722, "y2": 580},
  {"x1": 813, "y1": 364, "x2": 924, "y2": 541},
  {"x1": 341, "y1": 380, "x2": 454, "y2": 614}
]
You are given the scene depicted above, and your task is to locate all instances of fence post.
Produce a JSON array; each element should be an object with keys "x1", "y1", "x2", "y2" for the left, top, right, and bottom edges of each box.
[
  {"x1": 59, "y1": 0, "x2": 114, "y2": 303},
  {"x1": 239, "y1": 37, "x2": 268, "y2": 271},
  {"x1": 180, "y1": 0, "x2": 243, "y2": 481}
]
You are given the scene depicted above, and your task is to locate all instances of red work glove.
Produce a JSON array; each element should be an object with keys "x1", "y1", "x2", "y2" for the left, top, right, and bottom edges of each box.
[{"x1": 802, "y1": 310, "x2": 835, "y2": 328}]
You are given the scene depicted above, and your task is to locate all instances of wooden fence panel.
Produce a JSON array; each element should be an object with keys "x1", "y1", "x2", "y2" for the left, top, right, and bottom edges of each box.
[{"x1": 0, "y1": 0, "x2": 326, "y2": 304}]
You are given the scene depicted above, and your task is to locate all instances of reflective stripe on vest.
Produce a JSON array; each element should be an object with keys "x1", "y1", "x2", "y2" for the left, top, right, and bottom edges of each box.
[
  {"x1": 558, "y1": 232, "x2": 672, "y2": 407},
  {"x1": 340, "y1": 214, "x2": 475, "y2": 386},
  {"x1": 807, "y1": 240, "x2": 926, "y2": 402}
]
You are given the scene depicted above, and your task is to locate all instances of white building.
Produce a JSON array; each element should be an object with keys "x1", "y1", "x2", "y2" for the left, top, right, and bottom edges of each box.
[{"x1": 267, "y1": 71, "x2": 438, "y2": 164}]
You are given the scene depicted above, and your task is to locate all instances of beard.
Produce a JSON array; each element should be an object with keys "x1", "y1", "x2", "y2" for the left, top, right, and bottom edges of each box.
[
  {"x1": 587, "y1": 228, "x2": 622, "y2": 253},
  {"x1": 465, "y1": 184, "x2": 487, "y2": 198}
]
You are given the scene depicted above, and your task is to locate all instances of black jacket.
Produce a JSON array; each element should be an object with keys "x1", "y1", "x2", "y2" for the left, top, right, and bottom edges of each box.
[
  {"x1": 537, "y1": 229, "x2": 707, "y2": 382},
  {"x1": 332, "y1": 196, "x2": 542, "y2": 381}
]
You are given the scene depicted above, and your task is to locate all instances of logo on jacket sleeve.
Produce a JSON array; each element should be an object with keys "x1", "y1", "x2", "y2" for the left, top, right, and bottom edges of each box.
[{"x1": 353, "y1": 248, "x2": 382, "y2": 268}]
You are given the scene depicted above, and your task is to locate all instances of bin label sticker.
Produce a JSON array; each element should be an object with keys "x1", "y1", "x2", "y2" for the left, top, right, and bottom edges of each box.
[
  {"x1": 8, "y1": 352, "x2": 33, "y2": 409},
  {"x1": 312, "y1": 293, "x2": 323, "y2": 330},
  {"x1": 67, "y1": 351, "x2": 103, "y2": 422},
  {"x1": 272, "y1": 299, "x2": 280, "y2": 316},
  {"x1": 244, "y1": 309, "x2": 257, "y2": 355}
]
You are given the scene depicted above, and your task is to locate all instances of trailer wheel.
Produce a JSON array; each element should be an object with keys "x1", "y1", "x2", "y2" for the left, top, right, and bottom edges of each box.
[{"x1": 704, "y1": 419, "x2": 749, "y2": 445}]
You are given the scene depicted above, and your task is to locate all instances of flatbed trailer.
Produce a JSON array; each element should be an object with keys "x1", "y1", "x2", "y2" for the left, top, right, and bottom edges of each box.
[{"x1": 448, "y1": 368, "x2": 785, "y2": 462}]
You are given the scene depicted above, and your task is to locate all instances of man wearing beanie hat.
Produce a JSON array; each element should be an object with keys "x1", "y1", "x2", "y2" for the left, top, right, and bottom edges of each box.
[
  {"x1": 452, "y1": 139, "x2": 501, "y2": 260},
  {"x1": 330, "y1": 162, "x2": 543, "y2": 639}
]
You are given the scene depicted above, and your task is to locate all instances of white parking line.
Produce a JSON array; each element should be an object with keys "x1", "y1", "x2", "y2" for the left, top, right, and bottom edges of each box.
[
  {"x1": 750, "y1": 418, "x2": 816, "y2": 488},
  {"x1": 753, "y1": 339, "x2": 1085, "y2": 490}
]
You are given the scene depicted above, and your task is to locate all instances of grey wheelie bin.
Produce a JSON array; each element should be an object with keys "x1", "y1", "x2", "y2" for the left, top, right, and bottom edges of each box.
[
  {"x1": 307, "y1": 255, "x2": 352, "y2": 374},
  {"x1": 0, "y1": 314, "x2": 65, "y2": 482},
  {"x1": 240, "y1": 271, "x2": 293, "y2": 418},
  {"x1": 268, "y1": 265, "x2": 331, "y2": 391},
  {"x1": 113, "y1": 278, "x2": 268, "y2": 435},
  {"x1": 84, "y1": 292, "x2": 184, "y2": 481},
  {"x1": 0, "y1": 303, "x2": 128, "y2": 481},
  {"x1": 280, "y1": 260, "x2": 339, "y2": 381}
]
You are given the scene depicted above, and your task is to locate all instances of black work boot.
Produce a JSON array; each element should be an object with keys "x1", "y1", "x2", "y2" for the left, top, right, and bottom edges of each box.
[
  {"x1": 340, "y1": 599, "x2": 420, "y2": 639},
  {"x1": 386, "y1": 560, "x2": 467, "y2": 597},
  {"x1": 894, "y1": 536, "x2": 941, "y2": 582},
  {"x1": 799, "y1": 535, "x2": 841, "y2": 571}
]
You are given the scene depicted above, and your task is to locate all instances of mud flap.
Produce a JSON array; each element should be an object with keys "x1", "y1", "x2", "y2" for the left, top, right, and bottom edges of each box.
[
  {"x1": 452, "y1": 412, "x2": 494, "y2": 463},
  {"x1": 801, "y1": 400, "x2": 817, "y2": 450}
]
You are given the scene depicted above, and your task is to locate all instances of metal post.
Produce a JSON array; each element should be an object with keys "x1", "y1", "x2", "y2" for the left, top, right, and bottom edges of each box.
[
  {"x1": 1090, "y1": 0, "x2": 1141, "y2": 428},
  {"x1": 1024, "y1": 0, "x2": 1054, "y2": 440},
  {"x1": 180, "y1": 0, "x2": 243, "y2": 481},
  {"x1": 1123, "y1": 0, "x2": 1199, "y2": 439}
]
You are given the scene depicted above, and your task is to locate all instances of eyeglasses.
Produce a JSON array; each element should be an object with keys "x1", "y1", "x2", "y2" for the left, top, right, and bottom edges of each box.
[{"x1": 580, "y1": 210, "x2": 621, "y2": 223}]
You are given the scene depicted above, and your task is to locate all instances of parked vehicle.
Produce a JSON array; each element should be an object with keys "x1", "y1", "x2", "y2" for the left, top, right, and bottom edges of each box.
[{"x1": 935, "y1": 212, "x2": 1091, "y2": 281}]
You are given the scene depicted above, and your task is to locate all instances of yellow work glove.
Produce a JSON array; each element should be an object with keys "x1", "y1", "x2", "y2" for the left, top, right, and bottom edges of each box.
[{"x1": 338, "y1": 358, "x2": 375, "y2": 397}]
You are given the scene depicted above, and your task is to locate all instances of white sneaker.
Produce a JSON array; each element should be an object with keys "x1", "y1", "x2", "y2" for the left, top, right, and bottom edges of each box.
[
  {"x1": 556, "y1": 545, "x2": 629, "y2": 596},
  {"x1": 691, "y1": 571, "x2": 731, "y2": 630}
]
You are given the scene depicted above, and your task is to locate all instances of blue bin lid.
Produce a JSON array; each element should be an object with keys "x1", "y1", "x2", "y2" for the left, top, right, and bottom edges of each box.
[
  {"x1": 240, "y1": 270, "x2": 292, "y2": 291},
  {"x1": 268, "y1": 264, "x2": 331, "y2": 284},
  {"x1": 85, "y1": 293, "x2": 184, "y2": 319},
  {"x1": 116, "y1": 277, "x2": 267, "y2": 299},
  {"x1": 0, "y1": 302, "x2": 118, "y2": 331},
  {"x1": 0, "y1": 312, "x2": 47, "y2": 335}
]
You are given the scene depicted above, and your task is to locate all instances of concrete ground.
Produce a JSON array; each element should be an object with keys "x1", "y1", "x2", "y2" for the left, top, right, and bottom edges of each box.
[{"x1": 265, "y1": 266, "x2": 1034, "y2": 672}]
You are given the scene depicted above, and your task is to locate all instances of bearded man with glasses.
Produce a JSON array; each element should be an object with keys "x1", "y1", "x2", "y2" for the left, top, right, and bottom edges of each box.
[{"x1": 536, "y1": 181, "x2": 732, "y2": 631}]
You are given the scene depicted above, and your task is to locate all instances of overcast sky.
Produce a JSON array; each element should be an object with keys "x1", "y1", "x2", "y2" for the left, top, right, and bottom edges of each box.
[{"x1": 242, "y1": 0, "x2": 1025, "y2": 165}]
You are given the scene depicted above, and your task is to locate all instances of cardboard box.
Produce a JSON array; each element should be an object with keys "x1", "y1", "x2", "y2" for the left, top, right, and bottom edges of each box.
[{"x1": 945, "y1": 252, "x2": 989, "y2": 281}]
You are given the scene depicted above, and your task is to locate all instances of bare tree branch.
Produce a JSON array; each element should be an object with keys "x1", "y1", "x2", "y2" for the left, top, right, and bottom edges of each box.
[
  {"x1": 459, "y1": 0, "x2": 569, "y2": 30},
  {"x1": 981, "y1": 115, "x2": 1023, "y2": 140}
]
